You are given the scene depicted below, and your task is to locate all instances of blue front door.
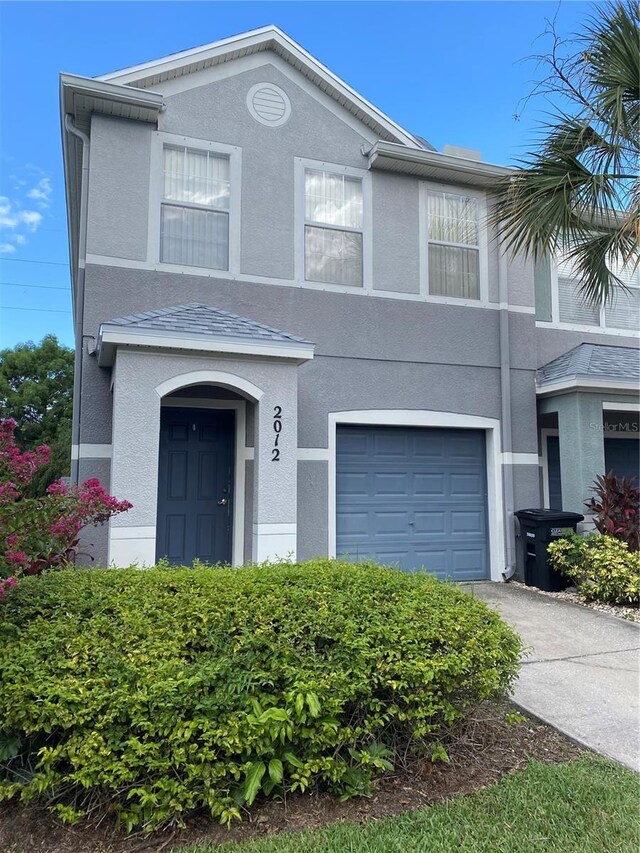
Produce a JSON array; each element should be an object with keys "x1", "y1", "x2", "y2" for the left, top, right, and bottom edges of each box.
[
  {"x1": 336, "y1": 426, "x2": 489, "y2": 580},
  {"x1": 156, "y1": 408, "x2": 234, "y2": 565}
]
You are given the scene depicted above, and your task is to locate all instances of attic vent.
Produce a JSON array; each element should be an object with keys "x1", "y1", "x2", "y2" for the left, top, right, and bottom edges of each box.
[{"x1": 247, "y1": 83, "x2": 291, "y2": 127}]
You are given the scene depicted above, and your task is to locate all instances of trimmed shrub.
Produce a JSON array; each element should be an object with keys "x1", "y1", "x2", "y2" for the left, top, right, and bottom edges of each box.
[
  {"x1": 548, "y1": 533, "x2": 640, "y2": 605},
  {"x1": 0, "y1": 560, "x2": 521, "y2": 830}
]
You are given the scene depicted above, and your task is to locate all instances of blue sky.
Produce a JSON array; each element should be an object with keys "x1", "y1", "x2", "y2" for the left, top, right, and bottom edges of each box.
[{"x1": 0, "y1": 0, "x2": 591, "y2": 349}]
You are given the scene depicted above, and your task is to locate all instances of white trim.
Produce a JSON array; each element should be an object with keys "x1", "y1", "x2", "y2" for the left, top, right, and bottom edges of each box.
[
  {"x1": 97, "y1": 25, "x2": 421, "y2": 148},
  {"x1": 154, "y1": 370, "x2": 264, "y2": 402},
  {"x1": 108, "y1": 527, "x2": 157, "y2": 567},
  {"x1": 297, "y1": 447, "x2": 330, "y2": 461},
  {"x1": 537, "y1": 377, "x2": 640, "y2": 396},
  {"x1": 326, "y1": 410, "x2": 505, "y2": 582},
  {"x1": 98, "y1": 327, "x2": 313, "y2": 366},
  {"x1": 419, "y1": 181, "x2": 489, "y2": 306},
  {"x1": 159, "y1": 397, "x2": 248, "y2": 567},
  {"x1": 536, "y1": 320, "x2": 639, "y2": 339},
  {"x1": 252, "y1": 522, "x2": 297, "y2": 562},
  {"x1": 148, "y1": 131, "x2": 242, "y2": 275},
  {"x1": 294, "y1": 157, "x2": 373, "y2": 292},
  {"x1": 502, "y1": 452, "x2": 539, "y2": 466},
  {"x1": 602, "y1": 401, "x2": 640, "y2": 411},
  {"x1": 111, "y1": 525, "x2": 156, "y2": 539},
  {"x1": 71, "y1": 443, "x2": 112, "y2": 460},
  {"x1": 85, "y1": 253, "x2": 535, "y2": 313},
  {"x1": 540, "y1": 428, "x2": 559, "y2": 510}
]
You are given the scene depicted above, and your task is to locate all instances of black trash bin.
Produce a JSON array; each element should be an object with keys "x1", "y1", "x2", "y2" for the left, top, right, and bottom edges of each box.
[{"x1": 514, "y1": 509, "x2": 584, "y2": 592}]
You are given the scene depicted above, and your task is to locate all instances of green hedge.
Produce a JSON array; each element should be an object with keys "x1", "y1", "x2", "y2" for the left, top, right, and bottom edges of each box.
[{"x1": 0, "y1": 560, "x2": 521, "y2": 830}]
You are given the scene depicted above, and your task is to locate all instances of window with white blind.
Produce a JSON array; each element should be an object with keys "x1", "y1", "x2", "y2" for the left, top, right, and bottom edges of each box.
[
  {"x1": 161, "y1": 145, "x2": 230, "y2": 270},
  {"x1": 557, "y1": 275, "x2": 600, "y2": 325},
  {"x1": 554, "y1": 251, "x2": 640, "y2": 331},
  {"x1": 304, "y1": 169, "x2": 363, "y2": 287},
  {"x1": 426, "y1": 190, "x2": 481, "y2": 299}
]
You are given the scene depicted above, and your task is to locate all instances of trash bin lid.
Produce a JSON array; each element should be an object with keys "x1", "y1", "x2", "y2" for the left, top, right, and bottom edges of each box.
[{"x1": 515, "y1": 508, "x2": 584, "y2": 523}]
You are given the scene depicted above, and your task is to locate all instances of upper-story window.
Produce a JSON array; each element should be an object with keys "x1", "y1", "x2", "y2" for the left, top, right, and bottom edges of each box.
[
  {"x1": 161, "y1": 145, "x2": 230, "y2": 270},
  {"x1": 555, "y1": 253, "x2": 639, "y2": 332},
  {"x1": 426, "y1": 190, "x2": 480, "y2": 300},
  {"x1": 304, "y1": 168, "x2": 363, "y2": 287}
]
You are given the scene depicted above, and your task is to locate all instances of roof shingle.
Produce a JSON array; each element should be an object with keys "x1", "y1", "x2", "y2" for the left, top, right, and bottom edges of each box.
[
  {"x1": 537, "y1": 343, "x2": 640, "y2": 386},
  {"x1": 103, "y1": 303, "x2": 313, "y2": 346}
]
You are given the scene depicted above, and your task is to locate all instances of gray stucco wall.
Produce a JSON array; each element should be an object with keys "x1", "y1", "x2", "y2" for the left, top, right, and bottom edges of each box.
[
  {"x1": 297, "y1": 461, "x2": 329, "y2": 560},
  {"x1": 86, "y1": 116, "x2": 151, "y2": 261},
  {"x1": 81, "y1": 264, "x2": 540, "y2": 455},
  {"x1": 371, "y1": 171, "x2": 420, "y2": 294}
]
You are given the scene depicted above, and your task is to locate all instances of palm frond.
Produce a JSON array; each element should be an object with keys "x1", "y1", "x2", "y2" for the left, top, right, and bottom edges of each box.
[{"x1": 491, "y1": 1, "x2": 639, "y2": 307}]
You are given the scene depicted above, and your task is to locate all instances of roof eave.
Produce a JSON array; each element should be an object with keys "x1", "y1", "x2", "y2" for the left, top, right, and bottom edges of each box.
[
  {"x1": 60, "y1": 75, "x2": 165, "y2": 307},
  {"x1": 368, "y1": 141, "x2": 514, "y2": 187},
  {"x1": 96, "y1": 325, "x2": 315, "y2": 367},
  {"x1": 95, "y1": 25, "x2": 425, "y2": 149},
  {"x1": 536, "y1": 376, "x2": 640, "y2": 398}
]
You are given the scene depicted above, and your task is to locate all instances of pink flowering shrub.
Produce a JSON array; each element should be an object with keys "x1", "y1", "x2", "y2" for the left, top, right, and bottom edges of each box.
[{"x1": 0, "y1": 419, "x2": 132, "y2": 584}]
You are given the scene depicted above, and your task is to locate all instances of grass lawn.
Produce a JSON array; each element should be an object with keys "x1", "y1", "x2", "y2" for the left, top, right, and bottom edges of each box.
[{"x1": 180, "y1": 756, "x2": 640, "y2": 853}]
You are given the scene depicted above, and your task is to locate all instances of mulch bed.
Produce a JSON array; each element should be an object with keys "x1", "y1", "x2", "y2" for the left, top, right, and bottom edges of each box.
[{"x1": 0, "y1": 702, "x2": 583, "y2": 853}]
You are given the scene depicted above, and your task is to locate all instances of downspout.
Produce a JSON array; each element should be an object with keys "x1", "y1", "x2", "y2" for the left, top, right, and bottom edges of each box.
[
  {"x1": 498, "y1": 240, "x2": 516, "y2": 580},
  {"x1": 64, "y1": 115, "x2": 90, "y2": 486}
]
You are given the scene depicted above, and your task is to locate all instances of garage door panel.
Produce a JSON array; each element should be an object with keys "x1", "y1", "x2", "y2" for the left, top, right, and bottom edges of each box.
[
  {"x1": 450, "y1": 472, "x2": 483, "y2": 496},
  {"x1": 373, "y1": 472, "x2": 410, "y2": 495},
  {"x1": 374, "y1": 432, "x2": 409, "y2": 457},
  {"x1": 451, "y1": 509, "x2": 485, "y2": 534},
  {"x1": 336, "y1": 426, "x2": 488, "y2": 581},
  {"x1": 413, "y1": 473, "x2": 445, "y2": 496},
  {"x1": 413, "y1": 511, "x2": 446, "y2": 534}
]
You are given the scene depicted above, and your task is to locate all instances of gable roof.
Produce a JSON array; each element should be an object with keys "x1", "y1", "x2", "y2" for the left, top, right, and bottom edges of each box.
[
  {"x1": 96, "y1": 303, "x2": 315, "y2": 366},
  {"x1": 537, "y1": 344, "x2": 640, "y2": 395},
  {"x1": 95, "y1": 25, "x2": 428, "y2": 149}
]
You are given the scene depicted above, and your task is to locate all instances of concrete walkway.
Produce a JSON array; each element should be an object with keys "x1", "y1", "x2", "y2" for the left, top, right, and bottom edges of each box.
[{"x1": 464, "y1": 582, "x2": 640, "y2": 772}]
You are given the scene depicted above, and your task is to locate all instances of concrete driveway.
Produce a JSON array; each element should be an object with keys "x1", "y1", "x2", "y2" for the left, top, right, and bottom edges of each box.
[{"x1": 464, "y1": 582, "x2": 640, "y2": 772}]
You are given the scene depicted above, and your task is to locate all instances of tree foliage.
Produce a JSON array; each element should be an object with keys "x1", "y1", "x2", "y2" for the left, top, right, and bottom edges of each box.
[
  {"x1": 0, "y1": 335, "x2": 74, "y2": 492},
  {"x1": 491, "y1": 1, "x2": 639, "y2": 305}
]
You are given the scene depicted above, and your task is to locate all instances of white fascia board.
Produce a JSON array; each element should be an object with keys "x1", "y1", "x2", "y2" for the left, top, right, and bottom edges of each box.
[
  {"x1": 96, "y1": 26, "x2": 422, "y2": 148},
  {"x1": 368, "y1": 141, "x2": 514, "y2": 184},
  {"x1": 536, "y1": 376, "x2": 640, "y2": 397},
  {"x1": 60, "y1": 73, "x2": 165, "y2": 115},
  {"x1": 97, "y1": 327, "x2": 315, "y2": 366}
]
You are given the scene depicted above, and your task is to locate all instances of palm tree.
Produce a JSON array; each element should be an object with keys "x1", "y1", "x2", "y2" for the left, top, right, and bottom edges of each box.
[{"x1": 491, "y1": 1, "x2": 639, "y2": 306}]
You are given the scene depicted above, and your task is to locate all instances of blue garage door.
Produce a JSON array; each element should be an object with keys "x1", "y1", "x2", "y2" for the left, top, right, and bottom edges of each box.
[{"x1": 336, "y1": 426, "x2": 489, "y2": 580}]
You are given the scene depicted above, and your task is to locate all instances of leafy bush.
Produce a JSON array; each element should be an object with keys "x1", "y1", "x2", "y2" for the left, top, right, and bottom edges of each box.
[
  {"x1": 548, "y1": 532, "x2": 640, "y2": 605},
  {"x1": 0, "y1": 418, "x2": 131, "y2": 579},
  {"x1": 0, "y1": 561, "x2": 521, "y2": 830},
  {"x1": 585, "y1": 473, "x2": 639, "y2": 552}
]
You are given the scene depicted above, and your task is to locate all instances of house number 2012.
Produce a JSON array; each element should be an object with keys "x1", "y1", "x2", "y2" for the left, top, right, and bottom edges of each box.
[{"x1": 272, "y1": 406, "x2": 283, "y2": 461}]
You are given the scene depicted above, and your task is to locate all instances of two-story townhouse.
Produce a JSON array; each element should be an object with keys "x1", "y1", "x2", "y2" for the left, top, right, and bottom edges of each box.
[{"x1": 60, "y1": 26, "x2": 640, "y2": 578}]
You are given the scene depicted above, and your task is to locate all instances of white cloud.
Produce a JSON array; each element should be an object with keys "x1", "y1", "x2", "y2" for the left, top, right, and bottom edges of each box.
[
  {"x1": 19, "y1": 210, "x2": 43, "y2": 231},
  {"x1": 27, "y1": 177, "x2": 53, "y2": 207},
  {"x1": 0, "y1": 171, "x2": 50, "y2": 254}
]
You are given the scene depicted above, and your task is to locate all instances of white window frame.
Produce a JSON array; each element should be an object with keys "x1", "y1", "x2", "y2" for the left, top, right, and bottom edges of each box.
[
  {"x1": 148, "y1": 131, "x2": 242, "y2": 275},
  {"x1": 543, "y1": 258, "x2": 640, "y2": 338},
  {"x1": 295, "y1": 157, "x2": 372, "y2": 292},
  {"x1": 419, "y1": 181, "x2": 489, "y2": 306}
]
